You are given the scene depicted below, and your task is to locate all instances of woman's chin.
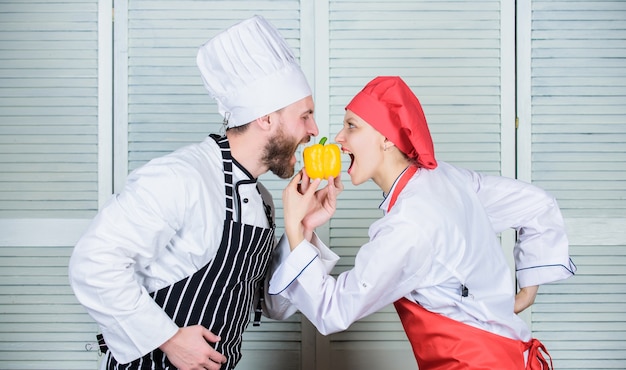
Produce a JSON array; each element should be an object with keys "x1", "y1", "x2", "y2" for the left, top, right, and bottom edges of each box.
[{"x1": 348, "y1": 170, "x2": 363, "y2": 186}]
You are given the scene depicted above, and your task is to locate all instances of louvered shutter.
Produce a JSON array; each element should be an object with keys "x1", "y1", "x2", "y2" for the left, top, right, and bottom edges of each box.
[
  {"x1": 323, "y1": 1, "x2": 513, "y2": 368},
  {"x1": 4, "y1": 2, "x2": 622, "y2": 370},
  {"x1": 0, "y1": 1, "x2": 103, "y2": 369},
  {"x1": 0, "y1": 1, "x2": 100, "y2": 217},
  {"x1": 519, "y1": 1, "x2": 626, "y2": 368},
  {"x1": 117, "y1": 2, "x2": 306, "y2": 369}
]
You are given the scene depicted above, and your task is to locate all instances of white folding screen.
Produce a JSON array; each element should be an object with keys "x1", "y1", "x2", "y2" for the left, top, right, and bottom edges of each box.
[
  {"x1": 0, "y1": 1, "x2": 101, "y2": 218},
  {"x1": 518, "y1": 1, "x2": 626, "y2": 368},
  {"x1": 1, "y1": 1, "x2": 624, "y2": 369},
  {"x1": 0, "y1": 1, "x2": 104, "y2": 369}
]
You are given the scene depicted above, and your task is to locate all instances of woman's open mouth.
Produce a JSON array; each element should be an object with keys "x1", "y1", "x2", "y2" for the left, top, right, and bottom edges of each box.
[{"x1": 342, "y1": 148, "x2": 355, "y2": 174}]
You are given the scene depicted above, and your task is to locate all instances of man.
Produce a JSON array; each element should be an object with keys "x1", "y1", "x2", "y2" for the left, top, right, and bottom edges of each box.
[{"x1": 69, "y1": 15, "x2": 317, "y2": 370}]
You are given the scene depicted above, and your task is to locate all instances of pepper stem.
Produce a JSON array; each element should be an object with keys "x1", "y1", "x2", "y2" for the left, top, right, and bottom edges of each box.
[{"x1": 319, "y1": 137, "x2": 327, "y2": 145}]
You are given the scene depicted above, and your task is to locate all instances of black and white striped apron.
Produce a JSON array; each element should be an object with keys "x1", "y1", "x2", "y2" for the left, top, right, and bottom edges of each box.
[{"x1": 100, "y1": 135, "x2": 276, "y2": 369}]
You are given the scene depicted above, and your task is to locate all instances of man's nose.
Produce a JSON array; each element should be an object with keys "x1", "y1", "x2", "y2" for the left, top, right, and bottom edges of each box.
[{"x1": 309, "y1": 117, "x2": 320, "y2": 136}]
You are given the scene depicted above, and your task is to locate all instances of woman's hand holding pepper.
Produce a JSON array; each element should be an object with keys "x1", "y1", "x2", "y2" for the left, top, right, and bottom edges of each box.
[
  {"x1": 299, "y1": 169, "x2": 342, "y2": 238},
  {"x1": 283, "y1": 169, "x2": 341, "y2": 250},
  {"x1": 283, "y1": 170, "x2": 321, "y2": 250}
]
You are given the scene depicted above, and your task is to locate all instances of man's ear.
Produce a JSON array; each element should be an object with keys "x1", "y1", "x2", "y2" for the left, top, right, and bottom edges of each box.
[{"x1": 255, "y1": 114, "x2": 272, "y2": 131}]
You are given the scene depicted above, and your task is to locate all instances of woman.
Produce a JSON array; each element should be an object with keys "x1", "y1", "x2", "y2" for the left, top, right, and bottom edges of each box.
[{"x1": 270, "y1": 76, "x2": 576, "y2": 369}]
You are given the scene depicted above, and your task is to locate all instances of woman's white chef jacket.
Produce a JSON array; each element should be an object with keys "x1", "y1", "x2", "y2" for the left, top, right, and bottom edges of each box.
[
  {"x1": 269, "y1": 161, "x2": 576, "y2": 340},
  {"x1": 68, "y1": 136, "x2": 293, "y2": 364}
]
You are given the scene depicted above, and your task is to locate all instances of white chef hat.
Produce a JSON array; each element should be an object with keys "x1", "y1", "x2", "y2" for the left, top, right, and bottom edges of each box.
[{"x1": 197, "y1": 15, "x2": 312, "y2": 128}]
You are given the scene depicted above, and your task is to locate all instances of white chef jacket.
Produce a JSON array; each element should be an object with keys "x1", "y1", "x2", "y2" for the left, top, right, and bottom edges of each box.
[
  {"x1": 68, "y1": 136, "x2": 293, "y2": 364},
  {"x1": 269, "y1": 161, "x2": 576, "y2": 340}
]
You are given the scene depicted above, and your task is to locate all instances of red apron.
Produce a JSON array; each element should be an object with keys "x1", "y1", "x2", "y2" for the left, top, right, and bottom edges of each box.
[
  {"x1": 394, "y1": 298, "x2": 552, "y2": 370},
  {"x1": 388, "y1": 167, "x2": 553, "y2": 370}
]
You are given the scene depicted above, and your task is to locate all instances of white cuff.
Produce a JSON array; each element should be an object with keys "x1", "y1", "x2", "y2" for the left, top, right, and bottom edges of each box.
[
  {"x1": 516, "y1": 258, "x2": 577, "y2": 288},
  {"x1": 99, "y1": 293, "x2": 179, "y2": 364},
  {"x1": 268, "y1": 233, "x2": 339, "y2": 295}
]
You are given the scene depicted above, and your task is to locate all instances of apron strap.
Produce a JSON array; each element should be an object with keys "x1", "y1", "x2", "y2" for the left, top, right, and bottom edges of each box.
[
  {"x1": 211, "y1": 134, "x2": 235, "y2": 220},
  {"x1": 524, "y1": 338, "x2": 554, "y2": 370},
  {"x1": 95, "y1": 333, "x2": 108, "y2": 355}
]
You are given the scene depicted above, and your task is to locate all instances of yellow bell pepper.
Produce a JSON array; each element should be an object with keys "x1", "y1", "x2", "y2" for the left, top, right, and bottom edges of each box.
[{"x1": 303, "y1": 137, "x2": 341, "y2": 180}]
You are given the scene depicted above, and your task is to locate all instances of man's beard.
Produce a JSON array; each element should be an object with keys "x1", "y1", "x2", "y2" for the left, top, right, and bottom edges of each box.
[{"x1": 262, "y1": 126, "x2": 301, "y2": 179}]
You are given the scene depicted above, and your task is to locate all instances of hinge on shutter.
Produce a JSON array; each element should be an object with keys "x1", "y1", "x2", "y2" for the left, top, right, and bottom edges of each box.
[{"x1": 515, "y1": 117, "x2": 519, "y2": 129}]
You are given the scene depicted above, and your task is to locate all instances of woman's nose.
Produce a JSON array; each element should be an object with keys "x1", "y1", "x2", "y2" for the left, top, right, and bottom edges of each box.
[{"x1": 334, "y1": 128, "x2": 344, "y2": 143}]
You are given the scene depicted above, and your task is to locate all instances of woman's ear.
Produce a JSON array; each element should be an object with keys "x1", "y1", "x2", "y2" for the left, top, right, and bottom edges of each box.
[{"x1": 383, "y1": 138, "x2": 396, "y2": 151}]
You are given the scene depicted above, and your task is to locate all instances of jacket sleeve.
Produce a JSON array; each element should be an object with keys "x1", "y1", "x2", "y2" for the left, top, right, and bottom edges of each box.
[
  {"x1": 68, "y1": 164, "x2": 187, "y2": 363},
  {"x1": 264, "y1": 234, "x2": 339, "y2": 319},
  {"x1": 470, "y1": 171, "x2": 577, "y2": 287},
  {"x1": 267, "y1": 214, "x2": 434, "y2": 336}
]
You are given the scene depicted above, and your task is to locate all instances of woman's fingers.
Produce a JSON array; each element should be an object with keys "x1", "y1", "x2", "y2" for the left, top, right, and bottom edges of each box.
[{"x1": 300, "y1": 168, "x2": 311, "y2": 194}]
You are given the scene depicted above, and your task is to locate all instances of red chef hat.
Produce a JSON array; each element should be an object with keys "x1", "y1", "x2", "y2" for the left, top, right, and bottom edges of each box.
[{"x1": 345, "y1": 76, "x2": 437, "y2": 169}]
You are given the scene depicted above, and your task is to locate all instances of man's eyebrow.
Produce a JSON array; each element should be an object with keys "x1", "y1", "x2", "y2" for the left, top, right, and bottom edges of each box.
[{"x1": 302, "y1": 109, "x2": 314, "y2": 115}]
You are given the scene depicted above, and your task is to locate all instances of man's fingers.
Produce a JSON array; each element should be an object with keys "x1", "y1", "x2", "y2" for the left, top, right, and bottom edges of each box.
[
  {"x1": 207, "y1": 348, "x2": 227, "y2": 365},
  {"x1": 202, "y1": 327, "x2": 221, "y2": 343},
  {"x1": 209, "y1": 353, "x2": 226, "y2": 365},
  {"x1": 202, "y1": 328, "x2": 227, "y2": 364}
]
